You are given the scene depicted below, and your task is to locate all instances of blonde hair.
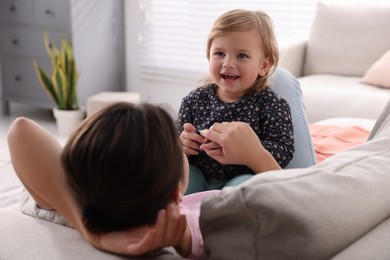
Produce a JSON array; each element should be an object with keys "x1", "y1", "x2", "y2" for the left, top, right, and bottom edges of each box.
[{"x1": 202, "y1": 9, "x2": 279, "y2": 93}]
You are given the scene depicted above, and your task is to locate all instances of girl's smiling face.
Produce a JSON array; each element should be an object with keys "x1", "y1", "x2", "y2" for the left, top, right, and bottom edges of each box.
[{"x1": 208, "y1": 29, "x2": 270, "y2": 102}]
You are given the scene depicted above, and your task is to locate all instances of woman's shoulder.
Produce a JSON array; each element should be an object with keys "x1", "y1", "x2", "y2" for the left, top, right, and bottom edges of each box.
[{"x1": 181, "y1": 190, "x2": 222, "y2": 212}]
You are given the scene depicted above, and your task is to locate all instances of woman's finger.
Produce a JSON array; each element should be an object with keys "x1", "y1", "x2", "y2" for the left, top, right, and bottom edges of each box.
[
  {"x1": 163, "y1": 204, "x2": 185, "y2": 245},
  {"x1": 200, "y1": 141, "x2": 221, "y2": 150},
  {"x1": 149, "y1": 209, "x2": 167, "y2": 247}
]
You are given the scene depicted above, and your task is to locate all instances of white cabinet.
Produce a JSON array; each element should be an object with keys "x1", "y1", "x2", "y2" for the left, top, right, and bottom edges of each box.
[{"x1": 0, "y1": 0, "x2": 124, "y2": 114}]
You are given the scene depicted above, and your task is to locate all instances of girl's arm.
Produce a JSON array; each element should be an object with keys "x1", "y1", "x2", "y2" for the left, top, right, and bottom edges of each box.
[
  {"x1": 7, "y1": 117, "x2": 187, "y2": 256},
  {"x1": 200, "y1": 121, "x2": 281, "y2": 173},
  {"x1": 259, "y1": 96, "x2": 295, "y2": 168}
]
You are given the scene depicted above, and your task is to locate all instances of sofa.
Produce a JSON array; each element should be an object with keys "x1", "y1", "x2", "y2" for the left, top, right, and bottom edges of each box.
[
  {"x1": 279, "y1": 1, "x2": 390, "y2": 123},
  {"x1": 2, "y1": 99, "x2": 390, "y2": 259}
]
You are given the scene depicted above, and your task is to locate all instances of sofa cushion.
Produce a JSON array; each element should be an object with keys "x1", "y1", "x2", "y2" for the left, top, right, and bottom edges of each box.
[
  {"x1": 298, "y1": 74, "x2": 390, "y2": 122},
  {"x1": 304, "y1": 2, "x2": 390, "y2": 76},
  {"x1": 360, "y1": 49, "x2": 390, "y2": 89},
  {"x1": 199, "y1": 100, "x2": 390, "y2": 259}
]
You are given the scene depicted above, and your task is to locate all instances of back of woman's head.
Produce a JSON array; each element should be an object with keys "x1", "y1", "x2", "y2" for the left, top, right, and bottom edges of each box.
[
  {"x1": 62, "y1": 102, "x2": 183, "y2": 233},
  {"x1": 203, "y1": 9, "x2": 279, "y2": 92}
]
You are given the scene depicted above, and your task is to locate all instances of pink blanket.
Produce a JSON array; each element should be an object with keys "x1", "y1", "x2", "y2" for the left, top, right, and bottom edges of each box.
[{"x1": 309, "y1": 124, "x2": 370, "y2": 163}]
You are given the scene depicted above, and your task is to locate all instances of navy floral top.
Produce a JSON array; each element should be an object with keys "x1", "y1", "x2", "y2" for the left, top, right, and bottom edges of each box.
[{"x1": 177, "y1": 84, "x2": 294, "y2": 180}]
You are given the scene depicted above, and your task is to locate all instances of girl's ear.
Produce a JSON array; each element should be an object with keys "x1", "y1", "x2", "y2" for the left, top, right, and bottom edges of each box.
[{"x1": 258, "y1": 57, "x2": 271, "y2": 77}]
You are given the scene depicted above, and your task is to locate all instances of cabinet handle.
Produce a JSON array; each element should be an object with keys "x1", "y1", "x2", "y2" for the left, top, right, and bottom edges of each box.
[
  {"x1": 9, "y1": 5, "x2": 16, "y2": 12},
  {"x1": 12, "y1": 38, "x2": 19, "y2": 45},
  {"x1": 14, "y1": 75, "x2": 21, "y2": 82},
  {"x1": 45, "y1": 9, "x2": 55, "y2": 17}
]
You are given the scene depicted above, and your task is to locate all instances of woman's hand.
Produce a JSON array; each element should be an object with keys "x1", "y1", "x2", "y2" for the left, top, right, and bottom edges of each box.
[
  {"x1": 200, "y1": 122, "x2": 281, "y2": 173},
  {"x1": 180, "y1": 123, "x2": 205, "y2": 156},
  {"x1": 89, "y1": 203, "x2": 187, "y2": 256}
]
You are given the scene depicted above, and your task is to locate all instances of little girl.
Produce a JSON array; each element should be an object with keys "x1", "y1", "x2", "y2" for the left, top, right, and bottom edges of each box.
[{"x1": 178, "y1": 9, "x2": 295, "y2": 193}]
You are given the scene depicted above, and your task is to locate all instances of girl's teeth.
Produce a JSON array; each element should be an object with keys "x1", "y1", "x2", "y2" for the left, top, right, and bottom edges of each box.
[{"x1": 223, "y1": 74, "x2": 238, "y2": 80}]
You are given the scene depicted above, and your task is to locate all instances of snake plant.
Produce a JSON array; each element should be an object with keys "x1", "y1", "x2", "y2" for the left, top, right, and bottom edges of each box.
[{"x1": 33, "y1": 32, "x2": 79, "y2": 110}]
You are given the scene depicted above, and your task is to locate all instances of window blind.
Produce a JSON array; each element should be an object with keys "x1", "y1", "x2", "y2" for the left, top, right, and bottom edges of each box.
[{"x1": 135, "y1": 0, "x2": 326, "y2": 83}]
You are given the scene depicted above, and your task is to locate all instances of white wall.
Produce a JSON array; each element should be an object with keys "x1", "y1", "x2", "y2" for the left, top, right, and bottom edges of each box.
[
  {"x1": 71, "y1": 0, "x2": 125, "y2": 106},
  {"x1": 124, "y1": 1, "x2": 198, "y2": 115}
]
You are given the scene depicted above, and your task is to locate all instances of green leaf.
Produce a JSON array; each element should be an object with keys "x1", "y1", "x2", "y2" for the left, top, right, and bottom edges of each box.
[
  {"x1": 32, "y1": 60, "x2": 59, "y2": 105},
  {"x1": 42, "y1": 31, "x2": 52, "y2": 57},
  {"x1": 52, "y1": 66, "x2": 68, "y2": 110}
]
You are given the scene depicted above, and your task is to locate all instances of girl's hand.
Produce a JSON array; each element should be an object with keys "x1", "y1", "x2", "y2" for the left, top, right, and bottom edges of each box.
[
  {"x1": 200, "y1": 122, "x2": 281, "y2": 173},
  {"x1": 180, "y1": 123, "x2": 205, "y2": 156},
  {"x1": 90, "y1": 203, "x2": 187, "y2": 256}
]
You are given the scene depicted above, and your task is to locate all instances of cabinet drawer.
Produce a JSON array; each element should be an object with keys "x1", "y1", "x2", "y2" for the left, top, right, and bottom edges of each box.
[
  {"x1": 0, "y1": 0, "x2": 33, "y2": 24},
  {"x1": 1, "y1": 27, "x2": 68, "y2": 57},
  {"x1": 33, "y1": 0, "x2": 71, "y2": 27},
  {"x1": 2, "y1": 58, "x2": 54, "y2": 103}
]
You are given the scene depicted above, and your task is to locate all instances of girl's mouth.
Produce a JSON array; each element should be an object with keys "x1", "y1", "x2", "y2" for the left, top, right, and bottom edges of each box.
[{"x1": 221, "y1": 73, "x2": 239, "y2": 80}]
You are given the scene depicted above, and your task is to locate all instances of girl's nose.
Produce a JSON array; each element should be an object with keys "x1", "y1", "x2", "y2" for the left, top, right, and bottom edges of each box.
[{"x1": 222, "y1": 56, "x2": 235, "y2": 68}]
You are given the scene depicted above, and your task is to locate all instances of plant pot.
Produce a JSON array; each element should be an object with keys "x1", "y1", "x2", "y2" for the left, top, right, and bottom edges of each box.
[{"x1": 53, "y1": 107, "x2": 85, "y2": 137}]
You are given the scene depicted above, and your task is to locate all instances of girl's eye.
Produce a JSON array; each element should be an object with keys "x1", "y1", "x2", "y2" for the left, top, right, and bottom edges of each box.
[
  {"x1": 238, "y1": 53, "x2": 249, "y2": 59},
  {"x1": 214, "y1": 52, "x2": 225, "y2": 57}
]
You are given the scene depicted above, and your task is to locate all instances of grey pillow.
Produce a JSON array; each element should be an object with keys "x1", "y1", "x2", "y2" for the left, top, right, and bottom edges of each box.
[{"x1": 199, "y1": 99, "x2": 390, "y2": 259}]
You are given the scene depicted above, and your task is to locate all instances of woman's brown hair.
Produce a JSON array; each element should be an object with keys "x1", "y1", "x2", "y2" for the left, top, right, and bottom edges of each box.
[{"x1": 62, "y1": 102, "x2": 183, "y2": 233}]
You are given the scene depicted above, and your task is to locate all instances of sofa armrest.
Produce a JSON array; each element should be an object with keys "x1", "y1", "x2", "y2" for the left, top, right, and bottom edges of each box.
[{"x1": 279, "y1": 39, "x2": 307, "y2": 78}]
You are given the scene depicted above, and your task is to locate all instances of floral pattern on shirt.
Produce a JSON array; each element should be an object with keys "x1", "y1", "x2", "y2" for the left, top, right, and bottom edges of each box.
[{"x1": 177, "y1": 84, "x2": 294, "y2": 180}]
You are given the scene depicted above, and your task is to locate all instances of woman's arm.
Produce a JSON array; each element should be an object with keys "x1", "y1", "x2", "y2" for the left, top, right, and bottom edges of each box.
[
  {"x1": 7, "y1": 117, "x2": 187, "y2": 256},
  {"x1": 200, "y1": 121, "x2": 281, "y2": 173},
  {"x1": 8, "y1": 117, "x2": 84, "y2": 231}
]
